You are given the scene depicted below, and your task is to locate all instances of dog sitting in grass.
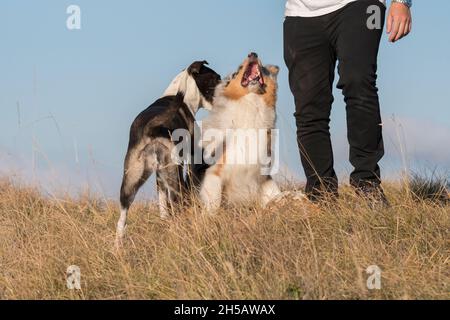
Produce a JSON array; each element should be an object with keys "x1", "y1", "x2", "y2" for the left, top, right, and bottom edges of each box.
[{"x1": 199, "y1": 53, "x2": 301, "y2": 212}]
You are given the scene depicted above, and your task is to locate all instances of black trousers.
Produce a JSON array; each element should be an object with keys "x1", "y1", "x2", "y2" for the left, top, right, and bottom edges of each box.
[{"x1": 284, "y1": 0, "x2": 386, "y2": 197}]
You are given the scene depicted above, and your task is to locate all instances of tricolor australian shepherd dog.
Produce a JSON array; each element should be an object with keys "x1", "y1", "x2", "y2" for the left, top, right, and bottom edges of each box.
[
  {"x1": 116, "y1": 61, "x2": 221, "y2": 244},
  {"x1": 199, "y1": 53, "x2": 295, "y2": 212}
]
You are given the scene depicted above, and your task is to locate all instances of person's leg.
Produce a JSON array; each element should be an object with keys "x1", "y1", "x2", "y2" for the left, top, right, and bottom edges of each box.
[
  {"x1": 284, "y1": 16, "x2": 338, "y2": 199},
  {"x1": 334, "y1": 0, "x2": 386, "y2": 190}
]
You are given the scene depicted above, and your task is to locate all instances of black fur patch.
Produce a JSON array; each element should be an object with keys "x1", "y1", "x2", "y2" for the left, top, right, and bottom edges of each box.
[{"x1": 188, "y1": 61, "x2": 221, "y2": 103}]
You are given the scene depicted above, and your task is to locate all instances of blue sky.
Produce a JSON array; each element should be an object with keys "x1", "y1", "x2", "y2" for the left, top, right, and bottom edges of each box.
[{"x1": 1, "y1": 0, "x2": 449, "y2": 198}]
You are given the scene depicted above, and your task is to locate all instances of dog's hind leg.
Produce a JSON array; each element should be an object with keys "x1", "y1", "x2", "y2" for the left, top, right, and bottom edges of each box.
[
  {"x1": 260, "y1": 177, "x2": 281, "y2": 208},
  {"x1": 156, "y1": 164, "x2": 184, "y2": 219},
  {"x1": 260, "y1": 177, "x2": 307, "y2": 209},
  {"x1": 156, "y1": 173, "x2": 170, "y2": 219},
  {"x1": 116, "y1": 149, "x2": 153, "y2": 246}
]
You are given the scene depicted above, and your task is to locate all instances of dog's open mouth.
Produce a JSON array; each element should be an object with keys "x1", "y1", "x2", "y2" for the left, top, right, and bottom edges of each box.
[{"x1": 241, "y1": 61, "x2": 265, "y2": 87}]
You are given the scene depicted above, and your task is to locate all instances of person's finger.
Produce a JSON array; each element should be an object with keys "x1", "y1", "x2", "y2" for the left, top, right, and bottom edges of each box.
[
  {"x1": 388, "y1": 19, "x2": 398, "y2": 41},
  {"x1": 386, "y1": 14, "x2": 393, "y2": 34},
  {"x1": 395, "y1": 21, "x2": 406, "y2": 41},
  {"x1": 389, "y1": 18, "x2": 401, "y2": 42},
  {"x1": 403, "y1": 19, "x2": 411, "y2": 36}
]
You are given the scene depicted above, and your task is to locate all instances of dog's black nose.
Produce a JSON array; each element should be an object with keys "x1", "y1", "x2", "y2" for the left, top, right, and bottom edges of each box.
[{"x1": 248, "y1": 52, "x2": 258, "y2": 59}]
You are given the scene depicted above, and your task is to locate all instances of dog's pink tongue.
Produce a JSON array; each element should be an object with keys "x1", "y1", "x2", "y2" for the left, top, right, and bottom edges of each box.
[
  {"x1": 242, "y1": 63, "x2": 264, "y2": 87},
  {"x1": 250, "y1": 64, "x2": 263, "y2": 82},
  {"x1": 250, "y1": 64, "x2": 264, "y2": 86},
  {"x1": 250, "y1": 63, "x2": 259, "y2": 76}
]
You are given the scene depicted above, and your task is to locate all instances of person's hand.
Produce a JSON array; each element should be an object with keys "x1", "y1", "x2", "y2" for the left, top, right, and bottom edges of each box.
[{"x1": 387, "y1": 2, "x2": 412, "y2": 43}]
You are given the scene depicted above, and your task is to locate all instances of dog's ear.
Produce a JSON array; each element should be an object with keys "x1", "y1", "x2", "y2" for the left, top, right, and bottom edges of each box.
[
  {"x1": 187, "y1": 60, "x2": 209, "y2": 75},
  {"x1": 266, "y1": 65, "x2": 280, "y2": 77}
]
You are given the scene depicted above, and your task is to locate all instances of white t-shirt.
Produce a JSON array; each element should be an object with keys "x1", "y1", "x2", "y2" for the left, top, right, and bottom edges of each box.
[{"x1": 285, "y1": 0, "x2": 386, "y2": 17}]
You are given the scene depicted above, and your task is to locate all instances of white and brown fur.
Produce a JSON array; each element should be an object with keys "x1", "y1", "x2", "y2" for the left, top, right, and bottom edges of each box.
[
  {"x1": 117, "y1": 61, "x2": 220, "y2": 244},
  {"x1": 199, "y1": 53, "x2": 285, "y2": 212}
]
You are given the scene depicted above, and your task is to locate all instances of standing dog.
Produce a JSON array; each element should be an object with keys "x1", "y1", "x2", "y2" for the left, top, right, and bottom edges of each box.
[
  {"x1": 117, "y1": 61, "x2": 221, "y2": 243},
  {"x1": 199, "y1": 53, "x2": 291, "y2": 212}
]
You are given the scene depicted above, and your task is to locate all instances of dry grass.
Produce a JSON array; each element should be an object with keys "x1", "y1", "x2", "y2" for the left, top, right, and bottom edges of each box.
[{"x1": 0, "y1": 177, "x2": 448, "y2": 300}]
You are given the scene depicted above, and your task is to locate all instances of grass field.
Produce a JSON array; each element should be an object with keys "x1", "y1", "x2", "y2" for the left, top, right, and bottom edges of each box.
[{"x1": 0, "y1": 177, "x2": 448, "y2": 300}]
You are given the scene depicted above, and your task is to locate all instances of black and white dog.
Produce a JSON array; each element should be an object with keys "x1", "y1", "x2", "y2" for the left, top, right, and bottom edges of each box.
[{"x1": 117, "y1": 61, "x2": 221, "y2": 244}]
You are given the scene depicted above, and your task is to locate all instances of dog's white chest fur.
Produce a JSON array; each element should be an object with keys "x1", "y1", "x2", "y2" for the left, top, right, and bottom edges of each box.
[
  {"x1": 203, "y1": 93, "x2": 275, "y2": 130},
  {"x1": 200, "y1": 94, "x2": 277, "y2": 205}
]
